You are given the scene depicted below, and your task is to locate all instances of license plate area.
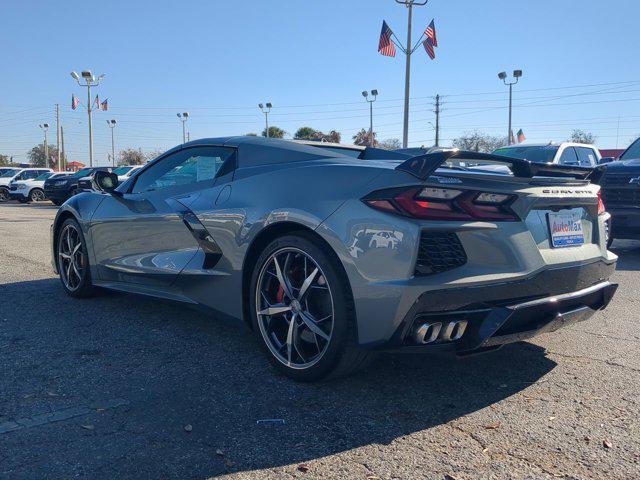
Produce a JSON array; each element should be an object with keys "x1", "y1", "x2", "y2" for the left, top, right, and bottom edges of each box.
[{"x1": 548, "y1": 211, "x2": 585, "y2": 248}]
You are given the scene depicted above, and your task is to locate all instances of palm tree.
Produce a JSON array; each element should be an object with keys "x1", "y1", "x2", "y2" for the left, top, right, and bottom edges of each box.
[{"x1": 353, "y1": 129, "x2": 377, "y2": 147}]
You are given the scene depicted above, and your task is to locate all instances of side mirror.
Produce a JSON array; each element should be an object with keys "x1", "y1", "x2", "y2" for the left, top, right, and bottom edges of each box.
[
  {"x1": 94, "y1": 170, "x2": 119, "y2": 193},
  {"x1": 599, "y1": 156, "x2": 616, "y2": 164}
]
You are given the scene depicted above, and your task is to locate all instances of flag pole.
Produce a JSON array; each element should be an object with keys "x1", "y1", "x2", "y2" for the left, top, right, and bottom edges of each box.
[{"x1": 395, "y1": 0, "x2": 429, "y2": 149}]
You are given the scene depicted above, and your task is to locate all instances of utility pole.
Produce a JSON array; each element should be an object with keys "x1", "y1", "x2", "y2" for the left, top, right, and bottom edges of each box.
[
  {"x1": 39, "y1": 124, "x2": 49, "y2": 167},
  {"x1": 498, "y1": 69, "x2": 523, "y2": 145},
  {"x1": 70, "y1": 70, "x2": 105, "y2": 167},
  {"x1": 55, "y1": 104, "x2": 61, "y2": 171},
  {"x1": 259, "y1": 103, "x2": 272, "y2": 137},
  {"x1": 395, "y1": 0, "x2": 429, "y2": 148},
  {"x1": 177, "y1": 112, "x2": 189, "y2": 143},
  {"x1": 61, "y1": 127, "x2": 66, "y2": 170},
  {"x1": 107, "y1": 119, "x2": 117, "y2": 165},
  {"x1": 362, "y1": 90, "x2": 379, "y2": 146},
  {"x1": 434, "y1": 94, "x2": 440, "y2": 147}
]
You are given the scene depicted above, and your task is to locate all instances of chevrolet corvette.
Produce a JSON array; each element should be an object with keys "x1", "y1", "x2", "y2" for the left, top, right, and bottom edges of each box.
[{"x1": 51, "y1": 137, "x2": 618, "y2": 380}]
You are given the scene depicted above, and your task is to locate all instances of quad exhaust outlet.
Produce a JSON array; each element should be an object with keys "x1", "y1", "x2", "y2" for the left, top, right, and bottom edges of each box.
[{"x1": 414, "y1": 320, "x2": 468, "y2": 345}]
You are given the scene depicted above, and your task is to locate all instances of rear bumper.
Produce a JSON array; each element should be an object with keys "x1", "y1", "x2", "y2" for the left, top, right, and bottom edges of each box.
[
  {"x1": 44, "y1": 189, "x2": 68, "y2": 202},
  {"x1": 370, "y1": 259, "x2": 617, "y2": 352}
]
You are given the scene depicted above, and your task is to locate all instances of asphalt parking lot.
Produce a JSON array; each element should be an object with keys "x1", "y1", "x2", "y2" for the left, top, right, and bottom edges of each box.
[{"x1": 0, "y1": 202, "x2": 639, "y2": 480}]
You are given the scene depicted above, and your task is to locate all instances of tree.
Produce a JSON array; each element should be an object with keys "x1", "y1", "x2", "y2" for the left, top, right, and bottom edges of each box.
[
  {"x1": 117, "y1": 148, "x2": 146, "y2": 166},
  {"x1": 0, "y1": 154, "x2": 13, "y2": 167},
  {"x1": 294, "y1": 127, "x2": 320, "y2": 140},
  {"x1": 379, "y1": 138, "x2": 401, "y2": 150},
  {"x1": 353, "y1": 128, "x2": 378, "y2": 147},
  {"x1": 452, "y1": 131, "x2": 507, "y2": 153},
  {"x1": 145, "y1": 150, "x2": 164, "y2": 162},
  {"x1": 324, "y1": 130, "x2": 341, "y2": 144},
  {"x1": 262, "y1": 126, "x2": 286, "y2": 138},
  {"x1": 27, "y1": 143, "x2": 59, "y2": 168},
  {"x1": 568, "y1": 129, "x2": 597, "y2": 144},
  {"x1": 245, "y1": 132, "x2": 258, "y2": 136}
]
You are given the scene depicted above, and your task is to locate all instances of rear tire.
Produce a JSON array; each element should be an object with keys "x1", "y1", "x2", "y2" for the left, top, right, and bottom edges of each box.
[
  {"x1": 249, "y1": 233, "x2": 372, "y2": 381},
  {"x1": 29, "y1": 188, "x2": 46, "y2": 202},
  {"x1": 56, "y1": 218, "x2": 95, "y2": 298}
]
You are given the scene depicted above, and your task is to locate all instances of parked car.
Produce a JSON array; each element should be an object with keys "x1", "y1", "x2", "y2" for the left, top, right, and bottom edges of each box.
[
  {"x1": 112, "y1": 165, "x2": 143, "y2": 182},
  {"x1": 44, "y1": 167, "x2": 111, "y2": 206},
  {"x1": 8, "y1": 171, "x2": 70, "y2": 203},
  {"x1": 0, "y1": 167, "x2": 52, "y2": 202},
  {"x1": 494, "y1": 142, "x2": 601, "y2": 166},
  {"x1": 600, "y1": 137, "x2": 640, "y2": 244},
  {"x1": 51, "y1": 137, "x2": 617, "y2": 381}
]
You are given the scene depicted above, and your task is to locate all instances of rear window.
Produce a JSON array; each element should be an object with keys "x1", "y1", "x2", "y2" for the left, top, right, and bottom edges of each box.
[
  {"x1": 621, "y1": 138, "x2": 640, "y2": 160},
  {"x1": 493, "y1": 146, "x2": 559, "y2": 164}
]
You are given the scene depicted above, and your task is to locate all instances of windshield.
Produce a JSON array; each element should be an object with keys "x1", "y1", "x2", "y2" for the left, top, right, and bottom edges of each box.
[
  {"x1": 493, "y1": 146, "x2": 559, "y2": 164},
  {"x1": 34, "y1": 172, "x2": 54, "y2": 181},
  {"x1": 70, "y1": 168, "x2": 93, "y2": 178},
  {"x1": 0, "y1": 169, "x2": 20, "y2": 178},
  {"x1": 621, "y1": 138, "x2": 640, "y2": 160},
  {"x1": 113, "y1": 166, "x2": 133, "y2": 175}
]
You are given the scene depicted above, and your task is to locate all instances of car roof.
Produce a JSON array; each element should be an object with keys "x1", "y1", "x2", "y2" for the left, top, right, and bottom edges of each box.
[
  {"x1": 499, "y1": 142, "x2": 597, "y2": 148},
  {"x1": 180, "y1": 136, "x2": 363, "y2": 168}
]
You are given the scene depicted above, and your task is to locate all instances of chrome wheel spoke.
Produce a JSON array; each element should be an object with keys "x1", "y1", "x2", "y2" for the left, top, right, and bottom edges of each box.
[
  {"x1": 258, "y1": 304, "x2": 291, "y2": 316},
  {"x1": 299, "y1": 310, "x2": 330, "y2": 341},
  {"x1": 273, "y1": 256, "x2": 294, "y2": 300},
  {"x1": 286, "y1": 314, "x2": 297, "y2": 365},
  {"x1": 297, "y1": 267, "x2": 318, "y2": 301}
]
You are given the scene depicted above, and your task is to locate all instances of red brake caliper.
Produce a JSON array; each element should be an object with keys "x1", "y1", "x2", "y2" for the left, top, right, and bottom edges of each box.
[{"x1": 276, "y1": 284, "x2": 285, "y2": 303}]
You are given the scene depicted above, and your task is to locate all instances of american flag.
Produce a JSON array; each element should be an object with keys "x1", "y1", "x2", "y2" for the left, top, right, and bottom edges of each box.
[
  {"x1": 101, "y1": 98, "x2": 109, "y2": 111},
  {"x1": 423, "y1": 37, "x2": 436, "y2": 60},
  {"x1": 378, "y1": 21, "x2": 396, "y2": 57},
  {"x1": 517, "y1": 129, "x2": 526, "y2": 143},
  {"x1": 425, "y1": 19, "x2": 438, "y2": 47},
  {"x1": 93, "y1": 94, "x2": 100, "y2": 110},
  {"x1": 71, "y1": 94, "x2": 79, "y2": 110}
]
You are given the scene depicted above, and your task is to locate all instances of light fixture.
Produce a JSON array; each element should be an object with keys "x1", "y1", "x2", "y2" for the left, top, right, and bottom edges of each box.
[
  {"x1": 70, "y1": 71, "x2": 80, "y2": 80},
  {"x1": 513, "y1": 69, "x2": 523, "y2": 78},
  {"x1": 498, "y1": 71, "x2": 507, "y2": 80}
]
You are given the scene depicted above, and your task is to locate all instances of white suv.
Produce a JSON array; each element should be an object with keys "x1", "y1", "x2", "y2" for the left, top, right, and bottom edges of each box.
[
  {"x1": 0, "y1": 168, "x2": 52, "y2": 202},
  {"x1": 493, "y1": 142, "x2": 601, "y2": 167},
  {"x1": 9, "y1": 171, "x2": 71, "y2": 203}
]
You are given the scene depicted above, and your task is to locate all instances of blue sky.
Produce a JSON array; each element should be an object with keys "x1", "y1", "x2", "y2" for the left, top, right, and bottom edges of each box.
[{"x1": 1, "y1": 0, "x2": 639, "y2": 165}]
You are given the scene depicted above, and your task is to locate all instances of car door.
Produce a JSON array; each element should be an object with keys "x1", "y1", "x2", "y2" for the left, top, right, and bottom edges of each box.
[{"x1": 90, "y1": 145, "x2": 236, "y2": 289}]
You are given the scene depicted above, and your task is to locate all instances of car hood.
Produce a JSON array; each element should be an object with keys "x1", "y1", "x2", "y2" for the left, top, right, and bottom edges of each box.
[{"x1": 604, "y1": 158, "x2": 640, "y2": 174}]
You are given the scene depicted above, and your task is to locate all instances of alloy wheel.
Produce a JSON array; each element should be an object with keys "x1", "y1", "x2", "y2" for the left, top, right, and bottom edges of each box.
[
  {"x1": 0, "y1": 189, "x2": 8, "y2": 202},
  {"x1": 58, "y1": 224, "x2": 85, "y2": 291},
  {"x1": 31, "y1": 189, "x2": 46, "y2": 202},
  {"x1": 256, "y1": 247, "x2": 334, "y2": 370}
]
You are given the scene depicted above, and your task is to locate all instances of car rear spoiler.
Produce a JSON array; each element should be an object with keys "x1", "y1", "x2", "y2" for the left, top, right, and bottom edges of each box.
[{"x1": 396, "y1": 150, "x2": 606, "y2": 184}]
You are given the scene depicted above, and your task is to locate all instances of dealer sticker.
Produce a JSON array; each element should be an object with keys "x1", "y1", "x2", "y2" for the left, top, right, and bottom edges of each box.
[{"x1": 548, "y1": 211, "x2": 585, "y2": 248}]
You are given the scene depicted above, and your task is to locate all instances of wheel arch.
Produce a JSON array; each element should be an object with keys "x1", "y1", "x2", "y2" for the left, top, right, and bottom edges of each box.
[
  {"x1": 51, "y1": 209, "x2": 80, "y2": 270},
  {"x1": 241, "y1": 221, "x2": 354, "y2": 329}
]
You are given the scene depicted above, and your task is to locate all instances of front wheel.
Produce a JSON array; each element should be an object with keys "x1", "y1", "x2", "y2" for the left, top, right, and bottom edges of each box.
[
  {"x1": 0, "y1": 188, "x2": 8, "y2": 202},
  {"x1": 249, "y1": 234, "x2": 372, "y2": 381},
  {"x1": 56, "y1": 218, "x2": 95, "y2": 297}
]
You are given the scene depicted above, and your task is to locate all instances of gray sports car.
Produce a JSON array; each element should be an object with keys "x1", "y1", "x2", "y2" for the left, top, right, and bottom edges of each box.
[{"x1": 51, "y1": 137, "x2": 618, "y2": 380}]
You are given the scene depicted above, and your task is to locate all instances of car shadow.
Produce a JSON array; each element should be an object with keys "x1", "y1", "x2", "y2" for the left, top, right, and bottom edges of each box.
[
  {"x1": 610, "y1": 239, "x2": 640, "y2": 270},
  {"x1": 1, "y1": 278, "x2": 556, "y2": 479}
]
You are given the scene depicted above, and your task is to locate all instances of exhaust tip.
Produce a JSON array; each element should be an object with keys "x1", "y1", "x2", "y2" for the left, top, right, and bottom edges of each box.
[{"x1": 414, "y1": 322, "x2": 442, "y2": 344}]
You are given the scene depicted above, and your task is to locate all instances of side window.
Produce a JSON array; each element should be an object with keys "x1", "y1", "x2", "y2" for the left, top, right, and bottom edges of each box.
[
  {"x1": 575, "y1": 147, "x2": 597, "y2": 167},
  {"x1": 558, "y1": 147, "x2": 579, "y2": 166},
  {"x1": 25, "y1": 170, "x2": 40, "y2": 179},
  {"x1": 131, "y1": 147, "x2": 235, "y2": 194},
  {"x1": 14, "y1": 171, "x2": 27, "y2": 180}
]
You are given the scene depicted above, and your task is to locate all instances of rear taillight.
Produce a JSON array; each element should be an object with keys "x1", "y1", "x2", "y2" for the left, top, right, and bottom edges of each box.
[
  {"x1": 363, "y1": 186, "x2": 519, "y2": 221},
  {"x1": 597, "y1": 190, "x2": 606, "y2": 215}
]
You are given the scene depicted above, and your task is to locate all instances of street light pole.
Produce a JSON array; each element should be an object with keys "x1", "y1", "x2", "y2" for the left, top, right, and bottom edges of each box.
[
  {"x1": 177, "y1": 112, "x2": 189, "y2": 143},
  {"x1": 362, "y1": 90, "x2": 378, "y2": 146},
  {"x1": 107, "y1": 119, "x2": 117, "y2": 166},
  {"x1": 39, "y1": 123, "x2": 49, "y2": 167},
  {"x1": 395, "y1": 0, "x2": 429, "y2": 148},
  {"x1": 258, "y1": 103, "x2": 272, "y2": 138},
  {"x1": 70, "y1": 70, "x2": 105, "y2": 167},
  {"x1": 498, "y1": 69, "x2": 523, "y2": 145}
]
